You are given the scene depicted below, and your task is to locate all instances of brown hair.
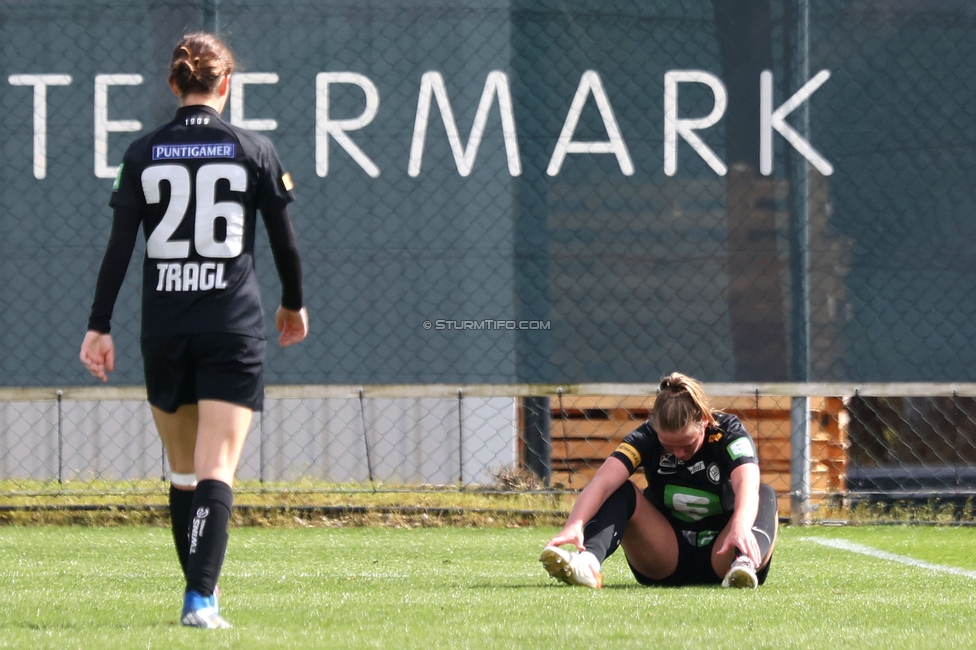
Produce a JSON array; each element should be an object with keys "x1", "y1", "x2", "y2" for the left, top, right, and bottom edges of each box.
[
  {"x1": 168, "y1": 33, "x2": 235, "y2": 97},
  {"x1": 652, "y1": 372, "x2": 718, "y2": 431}
]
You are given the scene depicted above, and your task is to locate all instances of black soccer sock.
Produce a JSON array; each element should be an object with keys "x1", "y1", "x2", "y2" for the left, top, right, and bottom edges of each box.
[
  {"x1": 581, "y1": 481, "x2": 637, "y2": 564},
  {"x1": 169, "y1": 484, "x2": 195, "y2": 579},
  {"x1": 185, "y1": 479, "x2": 234, "y2": 598},
  {"x1": 740, "y1": 482, "x2": 778, "y2": 562}
]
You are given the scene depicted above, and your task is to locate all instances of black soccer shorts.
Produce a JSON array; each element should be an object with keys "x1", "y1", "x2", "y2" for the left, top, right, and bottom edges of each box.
[
  {"x1": 142, "y1": 333, "x2": 266, "y2": 413},
  {"x1": 626, "y1": 523, "x2": 772, "y2": 587}
]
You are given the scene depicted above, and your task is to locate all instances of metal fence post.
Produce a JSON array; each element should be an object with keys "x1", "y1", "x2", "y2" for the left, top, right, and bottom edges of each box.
[
  {"x1": 787, "y1": 0, "x2": 813, "y2": 524},
  {"x1": 56, "y1": 389, "x2": 63, "y2": 486},
  {"x1": 556, "y1": 387, "x2": 571, "y2": 488},
  {"x1": 522, "y1": 396, "x2": 552, "y2": 487},
  {"x1": 790, "y1": 396, "x2": 811, "y2": 523},
  {"x1": 259, "y1": 408, "x2": 266, "y2": 484},
  {"x1": 457, "y1": 388, "x2": 464, "y2": 489},
  {"x1": 358, "y1": 388, "x2": 375, "y2": 487}
]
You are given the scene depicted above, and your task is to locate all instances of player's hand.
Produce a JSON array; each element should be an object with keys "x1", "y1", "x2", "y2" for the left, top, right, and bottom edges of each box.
[
  {"x1": 717, "y1": 519, "x2": 761, "y2": 568},
  {"x1": 276, "y1": 306, "x2": 309, "y2": 347},
  {"x1": 79, "y1": 330, "x2": 115, "y2": 383},
  {"x1": 545, "y1": 520, "x2": 586, "y2": 551}
]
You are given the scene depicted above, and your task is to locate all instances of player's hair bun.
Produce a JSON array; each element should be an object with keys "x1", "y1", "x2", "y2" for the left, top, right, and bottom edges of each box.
[
  {"x1": 653, "y1": 372, "x2": 716, "y2": 431},
  {"x1": 659, "y1": 373, "x2": 688, "y2": 393},
  {"x1": 169, "y1": 33, "x2": 235, "y2": 97}
]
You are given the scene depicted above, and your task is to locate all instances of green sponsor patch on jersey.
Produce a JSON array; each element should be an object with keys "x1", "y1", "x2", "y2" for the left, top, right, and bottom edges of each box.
[
  {"x1": 113, "y1": 163, "x2": 124, "y2": 190},
  {"x1": 664, "y1": 485, "x2": 722, "y2": 522},
  {"x1": 727, "y1": 437, "x2": 754, "y2": 460}
]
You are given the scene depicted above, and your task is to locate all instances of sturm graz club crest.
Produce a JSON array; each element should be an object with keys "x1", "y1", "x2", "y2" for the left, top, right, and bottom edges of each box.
[{"x1": 707, "y1": 463, "x2": 720, "y2": 484}]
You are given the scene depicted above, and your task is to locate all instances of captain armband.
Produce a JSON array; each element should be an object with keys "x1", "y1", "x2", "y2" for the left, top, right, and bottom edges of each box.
[{"x1": 613, "y1": 442, "x2": 642, "y2": 469}]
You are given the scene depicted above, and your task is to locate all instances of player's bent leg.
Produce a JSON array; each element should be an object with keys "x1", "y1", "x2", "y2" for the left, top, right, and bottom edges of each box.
[
  {"x1": 717, "y1": 482, "x2": 779, "y2": 588},
  {"x1": 619, "y1": 487, "x2": 680, "y2": 581},
  {"x1": 581, "y1": 480, "x2": 637, "y2": 563},
  {"x1": 540, "y1": 481, "x2": 638, "y2": 588},
  {"x1": 753, "y1": 482, "x2": 779, "y2": 570}
]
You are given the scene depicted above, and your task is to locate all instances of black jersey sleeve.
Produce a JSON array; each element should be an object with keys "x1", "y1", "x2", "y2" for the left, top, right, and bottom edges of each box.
[
  {"x1": 715, "y1": 412, "x2": 759, "y2": 470},
  {"x1": 108, "y1": 147, "x2": 145, "y2": 210},
  {"x1": 610, "y1": 422, "x2": 657, "y2": 474},
  {"x1": 86, "y1": 206, "x2": 142, "y2": 333},
  {"x1": 254, "y1": 142, "x2": 295, "y2": 214},
  {"x1": 261, "y1": 205, "x2": 303, "y2": 310}
]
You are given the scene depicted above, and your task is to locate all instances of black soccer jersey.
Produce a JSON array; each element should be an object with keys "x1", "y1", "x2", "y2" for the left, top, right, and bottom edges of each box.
[
  {"x1": 610, "y1": 412, "x2": 759, "y2": 543},
  {"x1": 105, "y1": 105, "x2": 296, "y2": 340}
]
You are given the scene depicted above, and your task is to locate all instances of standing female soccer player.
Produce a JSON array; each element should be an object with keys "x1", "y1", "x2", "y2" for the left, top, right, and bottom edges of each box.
[
  {"x1": 79, "y1": 33, "x2": 308, "y2": 628},
  {"x1": 540, "y1": 372, "x2": 778, "y2": 589}
]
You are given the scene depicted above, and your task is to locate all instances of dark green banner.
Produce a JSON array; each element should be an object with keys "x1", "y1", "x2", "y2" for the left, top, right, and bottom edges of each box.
[{"x1": 1, "y1": 0, "x2": 974, "y2": 385}]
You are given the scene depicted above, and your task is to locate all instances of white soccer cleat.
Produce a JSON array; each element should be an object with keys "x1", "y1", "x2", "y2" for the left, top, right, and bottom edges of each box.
[
  {"x1": 722, "y1": 556, "x2": 758, "y2": 589},
  {"x1": 540, "y1": 546, "x2": 603, "y2": 589}
]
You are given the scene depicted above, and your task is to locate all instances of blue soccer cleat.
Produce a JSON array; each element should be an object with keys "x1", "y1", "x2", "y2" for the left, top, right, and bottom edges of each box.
[{"x1": 181, "y1": 589, "x2": 232, "y2": 629}]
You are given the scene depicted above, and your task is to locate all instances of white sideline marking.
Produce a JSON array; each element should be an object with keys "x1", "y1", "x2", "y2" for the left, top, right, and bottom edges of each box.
[{"x1": 802, "y1": 537, "x2": 976, "y2": 580}]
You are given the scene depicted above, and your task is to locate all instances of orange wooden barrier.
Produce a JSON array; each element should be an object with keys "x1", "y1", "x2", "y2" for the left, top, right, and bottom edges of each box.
[{"x1": 523, "y1": 395, "x2": 848, "y2": 514}]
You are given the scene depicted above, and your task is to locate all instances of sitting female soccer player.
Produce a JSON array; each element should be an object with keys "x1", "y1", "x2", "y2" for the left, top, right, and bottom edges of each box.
[{"x1": 541, "y1": 372, "x2": 778, "y2": 589}]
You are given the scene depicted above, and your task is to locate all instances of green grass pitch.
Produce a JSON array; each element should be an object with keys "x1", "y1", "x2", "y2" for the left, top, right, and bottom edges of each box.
[{"x1": 1, "y1": 524, "x2": 975, "y2": 649}]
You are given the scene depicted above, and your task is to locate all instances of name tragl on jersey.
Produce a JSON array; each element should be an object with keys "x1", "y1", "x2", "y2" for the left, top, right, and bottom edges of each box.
[
  {"x1": 109, "y1": 104, "x2": 294, "y2": 340},
  {"x1": 144, "y1": 140, "x2": 244, "y2": 294}
]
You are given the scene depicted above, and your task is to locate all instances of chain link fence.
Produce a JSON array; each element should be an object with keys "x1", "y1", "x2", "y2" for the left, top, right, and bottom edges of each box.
[
  {"x1": 2, "y1": 1, "x2": 976, "y2": 521},
  {"x1": 3, "y1": 384, "x2": 976, "y2": 524}
]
